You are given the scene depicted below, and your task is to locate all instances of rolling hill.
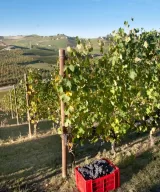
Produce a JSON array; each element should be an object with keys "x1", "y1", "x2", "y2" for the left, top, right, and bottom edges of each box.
[{"x1": 0, "y1": 34, "x2": 109, "y2": 87}]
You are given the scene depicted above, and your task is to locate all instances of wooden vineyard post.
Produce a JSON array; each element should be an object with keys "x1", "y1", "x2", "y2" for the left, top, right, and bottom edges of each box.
[
  {"x1": 9, "y1": 90, "x2": 14, "y2": 119},
  {"x1": 13, "y1": 85, "x2": 19, "y2": 125},
  {"x1": 59, "y1": 49, "x2": 67, "y2": 178},
  {"x1": 24, "y1": 74, "x2": 32, "y2": 138}
]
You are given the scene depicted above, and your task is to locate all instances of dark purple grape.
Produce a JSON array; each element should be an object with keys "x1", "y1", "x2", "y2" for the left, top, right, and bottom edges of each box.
[{"x1": 78, "y1": 159, "x2": 115, "y2": 180}]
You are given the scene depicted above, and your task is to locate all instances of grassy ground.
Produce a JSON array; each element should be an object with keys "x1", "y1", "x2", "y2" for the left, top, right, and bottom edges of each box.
[
  {"x1": 0, "y1": 46, "x2": 5, "y2": 51},
  {"x1": 0, "y1": 111, "x2": 160, "y2": 192},
  {"x1": 26, "y1": 62, "x2": 53, "y2": 70},
  {"x1": 20, "y1": 47, "x2": 58, "y2": 66},
  {"x1": 24, "y1": 48, "x2": 57, "y2": 57},
  {"x1": 0, "y1": 91, "x2": 8, "y2": 99}
]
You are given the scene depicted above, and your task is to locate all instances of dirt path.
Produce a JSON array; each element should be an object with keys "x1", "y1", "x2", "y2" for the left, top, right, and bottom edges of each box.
[{"x1": 0, "y1": 85, "x2": 14, "y2": 91}]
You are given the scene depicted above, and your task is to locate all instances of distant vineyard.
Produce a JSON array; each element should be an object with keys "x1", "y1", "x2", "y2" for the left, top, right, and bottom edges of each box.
[
  {"x1": 0, "y1": 50, "x2": 33, "y2": 87},
  {"x1": 0, "y1": 68, "x2": 58, "y2": 136}
]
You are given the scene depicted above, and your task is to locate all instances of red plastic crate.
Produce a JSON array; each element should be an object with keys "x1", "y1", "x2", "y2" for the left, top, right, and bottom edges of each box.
[{"x1": 75, "y1": 159, "x2": 120, "y2": 192}]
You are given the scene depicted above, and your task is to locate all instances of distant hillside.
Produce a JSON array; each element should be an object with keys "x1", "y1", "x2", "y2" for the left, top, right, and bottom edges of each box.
[
  {"x1": 0, "y1": 33, "x2": 112, "y2": 88},
  {"x1": 2, "y1": 34, "x2": 77, "y2": 50},
  {"x1": 2, "y1": 34, "x2": 109, "y2": 51},
  {"x1": 3, "y1": 35, "x2": 25, "y2": 40},
  {"x1": 0, "y1": 34, "x2": 110, "y2": 78}
]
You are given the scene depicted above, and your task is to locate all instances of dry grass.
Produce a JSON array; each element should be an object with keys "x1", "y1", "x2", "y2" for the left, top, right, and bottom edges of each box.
[{"x1": 0, "y1": 91, "x2": 8, "y2": 99}]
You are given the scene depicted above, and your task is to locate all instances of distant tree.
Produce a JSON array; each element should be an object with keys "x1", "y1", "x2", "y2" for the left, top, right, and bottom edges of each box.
[{"x1": 106, "y1": 34, "x2": 112, "y2": 39}]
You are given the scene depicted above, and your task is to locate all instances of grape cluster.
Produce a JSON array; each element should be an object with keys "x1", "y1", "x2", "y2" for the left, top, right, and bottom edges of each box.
[
  {"x1": 134, "y1": 109, "x2": 160, "y2": 128},
  {"x1": 78, "y1": 159, "x2": 115, "y2": 180}
]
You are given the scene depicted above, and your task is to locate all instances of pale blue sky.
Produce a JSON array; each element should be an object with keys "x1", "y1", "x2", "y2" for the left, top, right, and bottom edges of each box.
[{"x1": 0, "y1": 0, "x2": 159, "y2": 37}]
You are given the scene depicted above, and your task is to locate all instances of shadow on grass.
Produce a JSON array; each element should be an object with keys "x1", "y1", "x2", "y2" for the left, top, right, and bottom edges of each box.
[
  {"x1": 121, "y1": 130, "x2": 149, "y2": 144},
  {"x1": 0, "y1": 134, "x2": 62, "y2": 191},
  {"x1": 0, "y1": 121, "x2": 53, "y2": 141},
  {"x1": 0, "y1": 111, "x2": 24, "y2": 126},
  {"x1": 73, "y1": 130, "x2": 150, "y2": 164},
  {"x1": 0, "y1": 131, "x2": 158, "y2": 192},
  {"x1": 10, "y1": 45, "x2": 29, "y2": 50},
  {"x1": 149, "y1": 183, "x2": 160, "y2": 192},
  {"x1": 115, "y1": 140, "x2": 160, "y2": 192},
  {"x1": 0, "y1": 131, "x2": 117, "y2": 191},
  {"x1": 118, "y1": 149, "x2": 153, "y2": 185},
  {"x1": 37, "y1": 47, "x2": 57, "y2": 52},
  {"x1": 0, "y1": 167, "x2": 62, "y2": 192}
]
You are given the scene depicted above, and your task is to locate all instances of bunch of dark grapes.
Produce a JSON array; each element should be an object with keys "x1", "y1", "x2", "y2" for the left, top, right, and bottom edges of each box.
[
  {"x1": 134, "y1": 109, "x2": 160, "y2": 129},
  {"x1": 78, "y1": 159, "x2": 115, "y2": 180}
]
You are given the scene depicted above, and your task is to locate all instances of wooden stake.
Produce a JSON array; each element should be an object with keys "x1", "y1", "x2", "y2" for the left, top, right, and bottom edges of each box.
[{"x1": 59, "y1": 49, "x2": 67, "y2": 178}]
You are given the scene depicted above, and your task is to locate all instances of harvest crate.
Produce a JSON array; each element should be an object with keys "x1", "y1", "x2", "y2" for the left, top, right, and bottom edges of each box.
[{"x1": 75, "y1": 159, "x2": 120, "y2": 192}]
